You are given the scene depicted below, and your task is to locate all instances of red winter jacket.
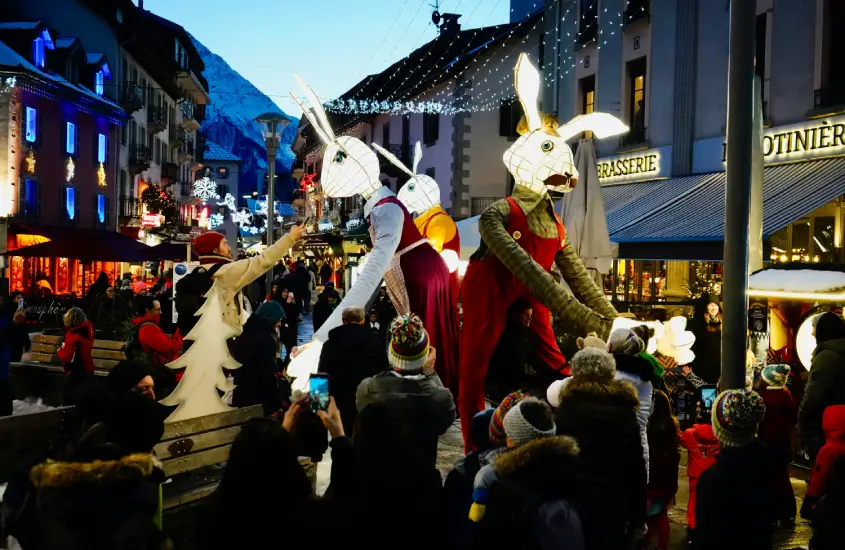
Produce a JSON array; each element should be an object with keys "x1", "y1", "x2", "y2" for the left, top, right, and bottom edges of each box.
[
  {"x1": 57, "y1": 321, "x2": 96, "y2": 375},
  {"x1": 758, "y1": 387, "x2": 797, "y2": 462},
  {"x1": 807, "y1": 404, "x2": 845, "y2": 498},
  {"x1": 134, "y1": 314, "x2": 183, "y2": 367},
  {"x1": 680, "y1": 423, "x2": 720, "y2": 479}
]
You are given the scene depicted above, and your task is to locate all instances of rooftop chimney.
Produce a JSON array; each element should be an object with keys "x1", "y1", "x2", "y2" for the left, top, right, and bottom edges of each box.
[
  {"x1": 138, "y1": 0, "x2": 144, "y2": 10},
  {"x1": 438, "y1": 13, "x2": 461, "y2": 35}
]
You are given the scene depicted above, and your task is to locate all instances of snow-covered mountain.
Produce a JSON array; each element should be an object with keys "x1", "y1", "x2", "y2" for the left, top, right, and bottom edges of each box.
[{"x1": 191, "y1": 36, "x2": 299, "y2": 200}]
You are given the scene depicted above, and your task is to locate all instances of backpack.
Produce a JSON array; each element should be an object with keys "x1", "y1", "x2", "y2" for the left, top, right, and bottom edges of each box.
[
  {"x1": 175, "y1": 264, "x2": 222, "y2": 336},
  {"x1": 125, "y1": 321, "x2": 156, "y2": 361}
]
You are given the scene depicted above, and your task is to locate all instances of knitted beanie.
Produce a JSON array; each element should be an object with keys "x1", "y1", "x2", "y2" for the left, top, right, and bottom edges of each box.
[
  {"x1": 570, "y1": 347, "x2": 616, "y2": 379},
  {"x1": 546, "y1": 379, "x2": 567, "y2": 407},
  {"x1": 607, "y1": 328, "x2": 645, "y2": 356},
  {"x1": 577, "y1": 334, "x2": 607, "y2": 350},
  {"x1": 388, "y1": 314, "x2": 430, "y2": 372},
  {"x1": 254, "y1": 301, "x2": 286, "y2": 325},
  {"x1": 761, "y1": 363, "x2": 790, "y2": 388},
  {"x1": 193, "y1": 231, "x2": 226, "y2": 256},
  {"x1": 489, "y1": 391, "x2": 527, "y2": 447},
  {"x1": 711, "y1": 389, "x2": 766, "y2": 448},
  {"x1": 503, "y1": 398, "x2": 556, "y2": 447}
]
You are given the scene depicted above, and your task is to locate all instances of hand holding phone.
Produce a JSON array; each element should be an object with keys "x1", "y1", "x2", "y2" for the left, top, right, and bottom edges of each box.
[{"x1": 309, "y1": 373, "x2": 330, "y2": 413}]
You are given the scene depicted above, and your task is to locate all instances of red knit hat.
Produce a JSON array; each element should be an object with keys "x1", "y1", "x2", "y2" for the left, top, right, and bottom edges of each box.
[{"x1": 194, "y1": 232, "x2": 226, "y2": 256}]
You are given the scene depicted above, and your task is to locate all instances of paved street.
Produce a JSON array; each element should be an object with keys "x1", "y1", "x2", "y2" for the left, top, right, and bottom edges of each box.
[{"x1": 299, "y1": 313, "x2": 811, "y2": 549}]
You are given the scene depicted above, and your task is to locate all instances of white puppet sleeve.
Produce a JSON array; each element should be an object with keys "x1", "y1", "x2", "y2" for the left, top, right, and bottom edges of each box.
[{"x1": 313, "y1": 201, "x2": 403, "y2": 342}]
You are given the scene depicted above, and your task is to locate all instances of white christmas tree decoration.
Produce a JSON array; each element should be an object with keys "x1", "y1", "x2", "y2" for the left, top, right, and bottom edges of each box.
[
  {"x1": 160, "y1": 281, "x2": 240, "y2": 422},
  {"x1": 193, "y1": 177, "x2": 220, "y2": 202}
]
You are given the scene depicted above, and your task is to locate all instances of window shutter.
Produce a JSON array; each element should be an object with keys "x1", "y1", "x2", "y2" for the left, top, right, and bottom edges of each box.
[
  {"x1": 92, "y1": 193, "x2": 97, "y2": 226},
  {"x1": 17, "y1": 177, "x2": 25, "y2": 217},
  {"x1": 93, "y1": 131, "x2": 98, "y2": 166},
  {"x1": 432, "y1": 114, "x2": 439, "y2": 143},
  {"x1": 499, "y1": 101, "x2": 510, "y2": 136},
  {"x1": 36, "y1": 182, "x2": 41, "y2": 222}
]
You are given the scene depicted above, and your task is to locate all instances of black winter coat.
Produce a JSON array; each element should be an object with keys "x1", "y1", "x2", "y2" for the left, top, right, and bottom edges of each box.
[
  {"x1": 6, "y1": 322, "x2": 31, "y2": 362},
  {"x1": 694, "y1": 440, "x2": 775, "y2": 550},
  {"x1": 555, "y1": 376, "x2": 647, "y2": 550},
  {"x1": 312, "y1": 290, "x2": 339, "y2": 334},
  {"x1": 799, "y1": 337, "x2": 845, "y2": 460},
  {"x1": 318, "y1": 323, "x2": 388, "y2": 434},
  {"x1": 471, "y1": 437, "x2": 587, "y2": 550},
  {"x1": 281, "y1": 300, "x2": 301, "y2": 348},
  {"x1": 28, "y1": 449, "x2": 166, "y2": 550},
  {"x1": 232, "y1": 316, "x2": 284, "y2": 416}
]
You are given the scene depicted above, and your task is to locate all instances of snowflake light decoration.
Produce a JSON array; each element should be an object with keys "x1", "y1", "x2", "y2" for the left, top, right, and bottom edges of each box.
[
  {"x1": 256, "y1": 200, "x2": 269, "y2": 216},
  {"x1": 210, "y1": 213, "x2": 224, "y2": 228},
  {"x1": 218, "y1": 193, "x2": 236, "y2": 210},
  {"x1": 232, "y1": 208, "x2": 253, "y2": 227},
  {"x1": 193, "y1": 177, "x2": 219, "y2": 201}
]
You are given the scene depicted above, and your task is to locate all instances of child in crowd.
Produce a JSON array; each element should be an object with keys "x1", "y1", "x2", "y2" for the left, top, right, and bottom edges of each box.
[
  {"x1": 803, "y1": 404, "x2": 845, "y2": 517},
  {"x1": 679, "y1": 402, "x2": 720, "y2": 540},
  {"x1": 640, "y1": 390, "x2": 680, "y2": 550},
  {"x1": 757, "y1": 364, "x2": 798, "y2": 526}
]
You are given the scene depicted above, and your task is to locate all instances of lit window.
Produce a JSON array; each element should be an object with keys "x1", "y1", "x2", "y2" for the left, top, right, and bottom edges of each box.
[
  {"x1": 97, "y1": 194, "x2": 107, "y2": 224},
  {"x1": 65, "y1": 187, "x2": 76, "y2": 220},
  {"x1": 98, "y1": 133, "x2": 107, "y2": 163},
  {"x1": 218, "y1": 167, "x2": 229, "y2": 179},
  {"x1": 65, "y1": 122, "x2": 76, "y2": 155},
  {"x1": 95, "y1": 71, "x2": 104, "y2": 95},
  {"x1": 25, "y1": 107, "x2": 37, "y2": 143},
  {"x1": 32, "y1": 37, "x2": 45, "y2": 68}
]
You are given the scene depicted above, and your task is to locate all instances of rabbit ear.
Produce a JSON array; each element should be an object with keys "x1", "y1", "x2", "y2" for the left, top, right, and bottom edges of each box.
[
  {"x1": 294, "y1": 73, "x2": 336, "y2": 142},
  {"x1": 412, "y1": 142, "x2": 423, "y2": 174},
  {"x1": 514, "y1": 53, "x2": 543, "y2": 132},
  {"x1": 558, "y1": 112, "x2": 630, "y2": 141},
  {"x1": 372, "y1": 143, "x2": 415, "y2": 177},
  {"x1": 289, "y1": 93, "x2": 333, "y2": 145}
]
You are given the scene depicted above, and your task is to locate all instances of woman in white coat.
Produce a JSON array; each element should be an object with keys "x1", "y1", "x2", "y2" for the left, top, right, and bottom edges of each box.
[{"x1": 607, "y1": 328, "x2": 655, "y2": 479}]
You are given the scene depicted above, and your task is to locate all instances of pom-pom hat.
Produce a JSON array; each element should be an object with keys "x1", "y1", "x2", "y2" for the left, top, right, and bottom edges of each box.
[
  {"x1": 194, "y1": 232, "x2": 226, "y2": 256},
  {"x1": 503, "y1": 398, "x2": 556, "y2": 446},
  {"x1": 388, "y1": 314, "x2": 430, "y2": 372},
  {"x1": 489, "y1": 391, "x2": 527, "y2": 446},
  {"x1": 762, "y1": 363, "x2": 790, "y2": 388},
  {"x1": 570, "y1": 347, "x2": 616, "y2": 379},
  {"x1": 711, "y1": 389, "x2": 766, "y2": 448}
]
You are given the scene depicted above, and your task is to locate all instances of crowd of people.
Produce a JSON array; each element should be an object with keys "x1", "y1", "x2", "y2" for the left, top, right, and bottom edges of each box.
[{"x1": 4, "y1": 257, "x2": 845, "y2": 550}]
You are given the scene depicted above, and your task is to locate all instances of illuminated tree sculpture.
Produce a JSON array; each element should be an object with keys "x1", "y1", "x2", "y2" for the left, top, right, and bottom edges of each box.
[{"x1": 160, "y1": 281, "x2": 240, "y2": 421}]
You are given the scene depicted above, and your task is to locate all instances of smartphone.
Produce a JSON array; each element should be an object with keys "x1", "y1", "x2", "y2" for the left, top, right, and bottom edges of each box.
[
  {"x1": 309, "y1": 373, "x2": 329, "y2": 413},
  {"x1": 700, "y1": 385, "x2": 718, "y2": 413}
]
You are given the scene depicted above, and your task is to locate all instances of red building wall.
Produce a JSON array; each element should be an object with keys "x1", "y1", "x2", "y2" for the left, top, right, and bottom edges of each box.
[{"x1": 15, "y1": 87, "x2": 117, "y2": 229}]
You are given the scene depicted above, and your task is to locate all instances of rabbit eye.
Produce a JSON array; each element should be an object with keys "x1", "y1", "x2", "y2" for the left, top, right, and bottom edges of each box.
[
  {"x1": 334, "y1": 151, "x2": 347, "y2": 164},
  {"x1": 541, "y1": 140, "x2": 554, "y2": 152},
  {"x1": 408, "y1": 184, "x2": 416, "y2": 191}
]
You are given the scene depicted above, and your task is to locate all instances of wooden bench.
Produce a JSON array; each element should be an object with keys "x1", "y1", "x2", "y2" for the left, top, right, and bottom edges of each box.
[{"x1": 28, "y1": 333, "x2": 127, "y2": 371}]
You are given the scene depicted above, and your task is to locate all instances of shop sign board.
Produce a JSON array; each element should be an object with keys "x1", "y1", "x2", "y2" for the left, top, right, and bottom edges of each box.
[
  {"x1": 596, "y1": 145, "x2": 672, "y2": 185},
  {"x1": 142, "y1": 213, "x2": 162, "y2": 227},
  {"x1": 693, "y1": 113, "x2": 845, "y2": 173}
]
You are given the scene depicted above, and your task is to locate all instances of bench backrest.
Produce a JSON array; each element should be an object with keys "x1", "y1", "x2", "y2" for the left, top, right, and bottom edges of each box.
[
  {"x1": 154, "y1": 405, "x2": 263, "y2": 477},
  {"x1": 0, "y1": 406, "x2": 77, "y2": 482},
  {"x1": 29, "y1": 334, "x2": 127, "y2": 371}
]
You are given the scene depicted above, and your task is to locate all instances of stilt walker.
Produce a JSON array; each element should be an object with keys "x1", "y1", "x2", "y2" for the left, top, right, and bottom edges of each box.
[{"x1": 459, "y1": 53, "x2": 628, "y2": 450}]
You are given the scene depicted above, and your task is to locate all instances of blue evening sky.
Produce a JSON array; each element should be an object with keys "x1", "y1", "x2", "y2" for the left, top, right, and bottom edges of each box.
[{"x1": 141, "y1": 0, "x2": 513, "y2": 116}]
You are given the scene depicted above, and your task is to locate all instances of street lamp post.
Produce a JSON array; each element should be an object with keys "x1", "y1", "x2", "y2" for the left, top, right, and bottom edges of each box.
[{"x1": 254, "y1": 112, "x2": 290, "y2": 291}]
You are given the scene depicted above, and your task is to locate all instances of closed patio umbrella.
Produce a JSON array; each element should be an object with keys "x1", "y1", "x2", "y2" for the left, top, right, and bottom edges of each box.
[{"x1": 560, "y1": 139, "x2": 614, "y2": 285}]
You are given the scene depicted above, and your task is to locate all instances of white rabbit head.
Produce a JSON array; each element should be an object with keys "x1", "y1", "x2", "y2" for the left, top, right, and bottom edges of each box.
[
  {"x1": 374, "y1": 141, "x2": 441, "y2": 215},
  {"x1": 503, "y1": 54, "x2": 630, "y2": 198},
  {"x1": 290, "y1": 75, "x2": 380, "y2": 198}
]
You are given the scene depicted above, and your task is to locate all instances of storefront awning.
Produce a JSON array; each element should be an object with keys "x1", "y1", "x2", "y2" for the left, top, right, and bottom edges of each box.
[
  {"x1": 3, "y1": 225, "x2": 154, "y2": 262},
  {"x1": 604, "y1": 157, "x2": 845, "y2": 258}
]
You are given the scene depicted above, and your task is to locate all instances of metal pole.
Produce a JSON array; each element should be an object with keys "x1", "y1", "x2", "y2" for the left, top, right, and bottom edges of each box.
[
  {"x1": 721, "y1": 0, "x2": 757, "y2": 391},
  {"x1": 265, "y1": 126, "x2": 277, "y2": 293}
]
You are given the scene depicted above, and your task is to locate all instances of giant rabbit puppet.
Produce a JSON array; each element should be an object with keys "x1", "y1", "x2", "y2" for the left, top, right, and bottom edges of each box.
[
  {"x1": 459, "y1": 53, "x2": 629, "y2": 449},
  {"x1": 287, "y1": 75, "x2": 459, "y2": 393}
]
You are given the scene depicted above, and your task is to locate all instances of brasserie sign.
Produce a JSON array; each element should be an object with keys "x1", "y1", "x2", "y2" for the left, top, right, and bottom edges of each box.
[{"x1": 596, "y1": 146, "x2": 672, "y2": 185}]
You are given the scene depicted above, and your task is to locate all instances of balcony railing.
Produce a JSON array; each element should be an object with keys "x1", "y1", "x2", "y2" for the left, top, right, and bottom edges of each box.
[
  {"x1": 129, "y1": 144, "x2": 150, "y2": 174},
  {"x1": 120, "y1": 197, "x2": 142, "y2": 218},
  {"x1": 177, "y1": 140, "x2": 194, "y2": 164},
  {"x1": 180, "y1": 181, "x2": 192, "y2": 197},
  {"x1": 120, "y1": 82, "x2": 144, "y2": 114},
  {"x1": 471, "y1": 196, "x2": 502, "y2": 216},
  {"x1": 181, "y1": 99, "x2": 199, "y2": 131},
  {"x1": 195, "y1": 132, "x2": 206, "y2": 163},
  {"x1": 161, "y1": 162, "x2": 179, "y2": 181},
  {"x1": 147, "y1": 106, "x2": 167, "y2": 134},
  {"x1": 170, "y1": 126, "x2": 186, "y2": 148}
]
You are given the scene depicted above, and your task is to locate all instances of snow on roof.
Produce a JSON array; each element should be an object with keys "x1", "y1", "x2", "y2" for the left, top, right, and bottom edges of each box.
[
  {"x1": 86, "y1": 53, "x2": 104, "y2": 65},
  {"x1": 55, "y1": 38, "x2": 76, "y2": 48},
  {"x1": 0, "y1": 22, "x2": 41, "y2": 30},
  {"x1": 204, "y1": 141, "x2": 242, "y2": 162},
  {"x1": 749, "y1": 268, "x2": 845, "y2": 294},
  {"x1": 0, "y1": 39, "x2": 121, "y2": 112}
]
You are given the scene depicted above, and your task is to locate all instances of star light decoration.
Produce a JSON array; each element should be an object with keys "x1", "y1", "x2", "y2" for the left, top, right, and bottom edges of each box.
[
  {"x1": 66, "y1": 158, "x2": 75, "y2": 182},
  {"x1": 25, "y1": 151, "x2": 35, "y2": 173},
  {"x1": 97, "y1": 162, "x2": 106, "y2": 187},
  {"x1": 193, "y1": 177, "x2": 219, "y2": 202}
]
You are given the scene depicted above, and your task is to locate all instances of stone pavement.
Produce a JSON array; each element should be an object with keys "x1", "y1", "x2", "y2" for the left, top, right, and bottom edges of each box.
[{"x1": 298, "y1": 315, "x2": 810, "y2": 549}]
